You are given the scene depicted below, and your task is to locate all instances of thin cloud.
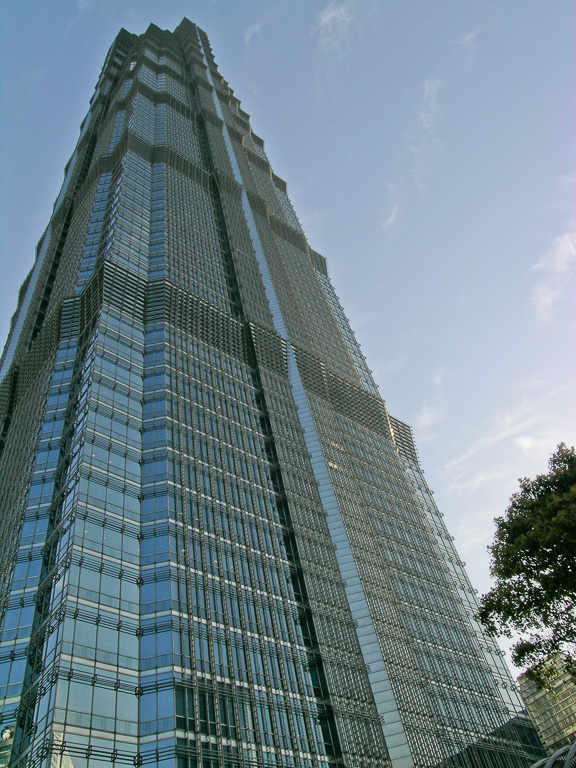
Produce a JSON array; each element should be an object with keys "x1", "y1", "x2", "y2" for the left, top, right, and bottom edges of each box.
[
  {"x1": 455, "y1": 505, "x2": 500, "y2": 555},
  {"x1": 449, "y1": 469, "x2": 509, "y2": 494},
  {"x1": 416, "y1": 403, "x2": 444, "y2": 429},
  {"x1": 381, "y1": 202, "x2": 399, "y2": 232},
  {"x1": 560, "y1": 171, "x2": 576, "y2": 187},
  {"x1": 312, "y1": 0, "x2": 381, "y2": 95},
  {"x1": 532, "y1": 222, "x2": 576, "y2": 322},
  {"x1": 419, "y1": 78, "x2": 441, "y2": 131},
  {"x1": 514, "y1": 432, "x2": 567, "y2": 462},
  {"x1": 409, "y1": 78, "x2": 443, "y2": 192},
  {"x1": 373, "y1": 355, "x2": 405, "y2": 379},
  {"x1": 445, "y1": 400, "x2": 536, "y2": 473},
  {"x1": 414, "y1": 368, "x2": 447, "y2": 433},
  {"x1": 380, "y1": 182, "x2": 402, "y2": 234},
  {"x1": 314, "y1": 0, "x2": 357, "y2": 60},
  {"x1": 245, "y1": 21, "x2": 263, "y2": 45},
  {"x1": 390, "y1": 26, "x2": 481, "y2": 203},
  {"x1": 459, "y1": 29, "x2": 481, "y2": 47},
  {"x1": 457, "y1": 26, "x2": 485, "y2": 66},
  {"x1": 444, "y1": 375, "x2": 575, "y2": 495},
  {"x1": 432, "y1": 370, "x2": 445, "y2": 388},
  {"x1": 65, "y1": 0, "x2": 93, "y2": 35}
]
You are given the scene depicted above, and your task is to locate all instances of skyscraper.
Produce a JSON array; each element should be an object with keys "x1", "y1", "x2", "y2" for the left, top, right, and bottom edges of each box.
[{"x1": 0, "y1": 17, "x2": 546, "y2": 768}]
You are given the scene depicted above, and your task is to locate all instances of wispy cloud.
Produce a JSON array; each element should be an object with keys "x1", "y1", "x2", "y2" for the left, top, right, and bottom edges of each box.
[
  {"x1": 414, "y1": 368, "x2": 447, "y2": 436},
  {"x1": 459, "y1": 28, "x2": 482, "y2": 47},
  {"x1": 455, "y1": 503, "x2": 500, "y2": 556},
  {"x1": 416, "y1": 402, "x2": 444, "y2": 429},
  {"x1": 387, "y1": 26, "x2": 482, "y2": 208},
  {"x1": 514, "y1": 433, "x2": 556, "y2": 460},
  {"x1": 372, "y1": 355, "x2": 405, "y2": 381},
  {"x1": 379, "y1": 181, "x2": 402, "y2": 235},
  {"x1": 560, "y1": 171, "x2": 576, "y2": 187},
  {"x1": 532, "y1": 222, "x2": 576, "y2": 322},
  {"x1": 408, "y1": 78, "x2": 443, "y2": 192},
  {"x1": 443, "y1": 371, "x2": 575, "y2": 501},
  {"x1": 445, "y1": 400, "x2": 536, "y2": 475},
  {"x1": 380, "y1": 201, "x2": 399, "y2": 232},
  {"x1": 419, "y1": 78, "x2": 442, "y2": 131},
  {"x1": 449, "y1": 469, "x2": 510, "y2": 494},
  {"x1": 457, "y1": 27, "x2": 484, "y2": 66},
  {"x1": 65, "y1": 0, "x2": 106, "y2": 37},
  {"x1": 245, "y1": 21, "x2": 263, "y2": 45},
  {"x1": 312, "y1": 1, "x2": 381, "y2": 96},
  {"x1": 314, "y1": 0, "x2": 358, "y2": 60},
  {"x1": 432, "y1": 369, "x2": 445, "y2": 388}
]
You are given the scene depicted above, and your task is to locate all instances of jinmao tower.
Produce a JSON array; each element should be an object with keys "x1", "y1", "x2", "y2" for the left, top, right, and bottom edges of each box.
[{"x1": 0, "y1": 19, "x2": 545, "y2": 768}]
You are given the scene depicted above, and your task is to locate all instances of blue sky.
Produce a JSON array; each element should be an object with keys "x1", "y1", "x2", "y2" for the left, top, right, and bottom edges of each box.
[{"x1": 1, "y1": 1, "x2": 575, "y2": 672}]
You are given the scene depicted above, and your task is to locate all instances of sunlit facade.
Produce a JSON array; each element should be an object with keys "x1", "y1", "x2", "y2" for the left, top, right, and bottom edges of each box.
[
  {"x1": 519, "y1": 657, "x2": 576, "y2": 756},
  {"x1": 0, "y1": 18, "x2": 546, "y2": 768}
]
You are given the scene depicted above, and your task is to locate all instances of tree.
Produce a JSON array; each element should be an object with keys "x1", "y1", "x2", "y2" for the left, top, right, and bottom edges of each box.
[{"x1": 478, "y1": 444, "x2": 576, "y2": 688}]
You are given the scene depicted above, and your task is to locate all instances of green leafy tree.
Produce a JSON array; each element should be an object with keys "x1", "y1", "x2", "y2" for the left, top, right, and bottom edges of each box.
[{"x1": 478, "y1": 444, "x2": 576, "y2": 688}]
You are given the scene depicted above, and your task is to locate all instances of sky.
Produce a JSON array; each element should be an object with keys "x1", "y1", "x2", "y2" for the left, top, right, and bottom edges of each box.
[{"x1": 1, "y1": 0, "x2": 575, "y2": 674}]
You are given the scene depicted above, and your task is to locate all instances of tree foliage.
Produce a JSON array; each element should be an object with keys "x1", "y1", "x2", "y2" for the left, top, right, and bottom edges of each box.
[{"x1": 478, "y1": 444, "x2": 576, "y2": 688}]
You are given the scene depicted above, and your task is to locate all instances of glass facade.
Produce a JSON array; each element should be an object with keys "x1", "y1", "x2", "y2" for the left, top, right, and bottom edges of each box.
[
  {"x1": 0, "y1": 18, "x2": 546, "y2": 768},
  {"x1": 519, "y1": 657, "x2": 576, "y2": 756}
]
